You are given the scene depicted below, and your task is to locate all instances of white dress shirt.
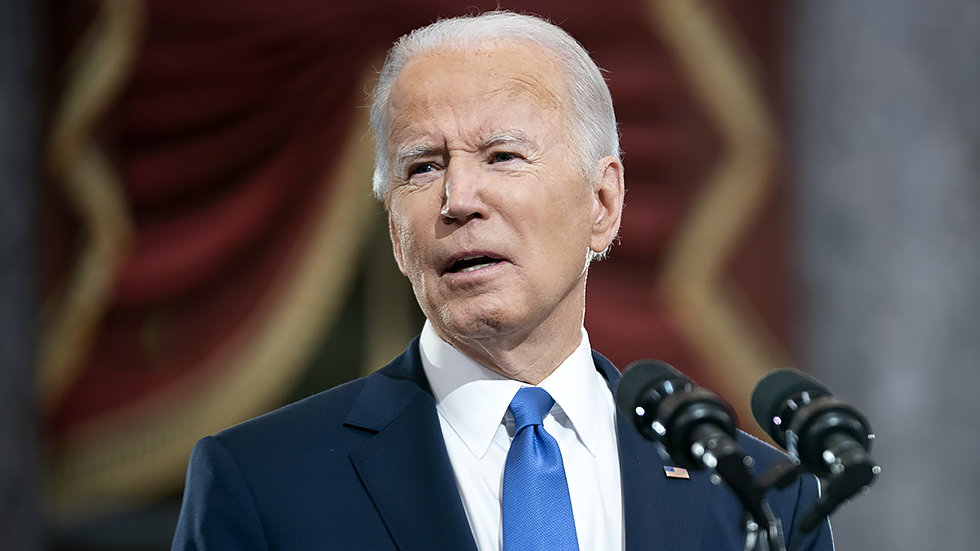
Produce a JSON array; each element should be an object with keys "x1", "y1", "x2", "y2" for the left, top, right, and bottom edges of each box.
[{"x1": 419, "y1": 320, "x2": 624, "y2": 551}]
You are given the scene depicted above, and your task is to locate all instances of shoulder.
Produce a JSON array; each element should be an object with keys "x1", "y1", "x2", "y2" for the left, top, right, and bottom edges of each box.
[
  {"x1": 175, "y1": 341, "x2": 432, "y2": 549},
  {"x1": 217, "y1": 375, "x2": 363, "y2": 447},
  {"x1": 206, "y1": 338, "x2": 428, "y2": 468},
  {"x1": 736, "y1": 430, "x2": 793, "y2": 471}
]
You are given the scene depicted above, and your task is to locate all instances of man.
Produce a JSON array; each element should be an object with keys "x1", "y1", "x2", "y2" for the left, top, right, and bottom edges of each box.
[{"x1": 172, "y1": 12, "x2": 833, "y2": 551}]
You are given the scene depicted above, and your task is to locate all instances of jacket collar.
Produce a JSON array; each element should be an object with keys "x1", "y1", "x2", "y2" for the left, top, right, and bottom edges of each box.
[{"x1": 344, "y1": 338, "x2": 479, "y2": 551}]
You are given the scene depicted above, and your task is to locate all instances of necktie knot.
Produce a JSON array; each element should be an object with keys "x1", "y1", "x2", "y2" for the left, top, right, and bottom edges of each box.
[{"x1": 509, "y1": 387, "x2": 555, "y2": 431}]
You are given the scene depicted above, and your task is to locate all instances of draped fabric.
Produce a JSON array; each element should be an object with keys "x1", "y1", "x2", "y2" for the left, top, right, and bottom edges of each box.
[{"x1": 42, "y1": 0, "x2": 790, "y2": 500}]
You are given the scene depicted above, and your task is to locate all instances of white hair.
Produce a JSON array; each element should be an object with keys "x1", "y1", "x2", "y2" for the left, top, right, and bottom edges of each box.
[{"x1": 369, "y1": 11, "x2": 621, "y2": 200}]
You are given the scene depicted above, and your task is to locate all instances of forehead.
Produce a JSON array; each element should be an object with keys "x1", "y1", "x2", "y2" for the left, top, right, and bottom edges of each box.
[{"x1": 386, "y1": 42, "x2": 569, "y2": 135}]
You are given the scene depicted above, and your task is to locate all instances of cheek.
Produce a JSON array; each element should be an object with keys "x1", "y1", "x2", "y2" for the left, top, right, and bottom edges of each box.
[
  {"x1": 391, "y1": 218, "x2": 428, "y2": 277},
  {"x1": 535, "y1": 189, "x2": 591, "y2": 240},
  {"x1": 393, "y1": 222, "x2": 415, "y2": 263}
]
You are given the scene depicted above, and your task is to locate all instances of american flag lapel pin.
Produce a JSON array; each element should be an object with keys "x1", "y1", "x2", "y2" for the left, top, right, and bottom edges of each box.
[{"x1": 664, "y1": 466, "x2": 690, "y2": 479}]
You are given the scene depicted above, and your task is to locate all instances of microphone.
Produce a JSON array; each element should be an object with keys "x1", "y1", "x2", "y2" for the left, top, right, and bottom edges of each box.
[
  {"x1": 616, "y1": 360, "x2": 745, "y2": 472},
  {"x1": 619, "y1": 360, "x2": 790, "y2": 550},
  {"x1": 751, "y1": 368, "x2": 879, "y2": 532}
]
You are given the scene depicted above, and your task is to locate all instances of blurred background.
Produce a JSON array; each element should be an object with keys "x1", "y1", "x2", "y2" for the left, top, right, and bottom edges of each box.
[{"x1": 1, "y1": 0, "x2": 977, "y2": 549}]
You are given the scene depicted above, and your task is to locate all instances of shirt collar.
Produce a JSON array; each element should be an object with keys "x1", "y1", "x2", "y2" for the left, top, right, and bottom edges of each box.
[{"x1": 419, "y1": 320, "x2": 607, "y2": 459}]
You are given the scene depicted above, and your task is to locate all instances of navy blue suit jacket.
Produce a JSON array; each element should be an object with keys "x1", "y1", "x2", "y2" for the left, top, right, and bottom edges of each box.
[{"x1": 172, "y1": 339, "x2": 833, "y2": 550}]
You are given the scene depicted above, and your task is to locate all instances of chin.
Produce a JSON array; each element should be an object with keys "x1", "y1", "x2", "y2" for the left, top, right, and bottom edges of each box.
[
  {"x1": 434, "y1": 304, "x2": 515, "y2": 342},
  {"x1": 446, "y1": 314, "x2": 504, "y2": 338}
]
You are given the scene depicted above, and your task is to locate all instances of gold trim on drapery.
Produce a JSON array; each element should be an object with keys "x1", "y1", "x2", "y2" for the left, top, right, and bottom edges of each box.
[
  {"x1": 647, "y1": 0, "x2": 792, "y2": 425},
  {"x1": 47, "y1": 104, "x2": 378, "y2": 500},
  {"x1": 43, "y1": 1, "x2": 381, "y2": 498},
  {"x1": 41, "y1": 0, "x2": 145, "y2": 411}
]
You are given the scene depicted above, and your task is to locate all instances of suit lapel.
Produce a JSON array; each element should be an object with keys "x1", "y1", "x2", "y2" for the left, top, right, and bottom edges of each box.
[
  {"x1": 345, "y1": 341, "x2": 478, "y2": 551},
  {"x1": 593, "y1": 352, "x2": 710, "y2": 551}
]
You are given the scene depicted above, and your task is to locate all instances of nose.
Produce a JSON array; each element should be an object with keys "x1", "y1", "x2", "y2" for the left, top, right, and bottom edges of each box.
[{"x1": 441, "y1": 160, "x2": 488, "y2": 223}]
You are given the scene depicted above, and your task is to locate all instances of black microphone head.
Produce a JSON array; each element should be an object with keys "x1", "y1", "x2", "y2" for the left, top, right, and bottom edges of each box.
[
  {"x1": 751, "y1": 368, "x2": 832, "y2": 448},
  {"x1": 616, "y1": 360, "x2": 692, "y2": 442},
  {"x1": 618, "y1": 359, "x2": 742, "y2": 470},
  {"x1": 616, "y1": 359, "x2": 688, "y2": 414}
]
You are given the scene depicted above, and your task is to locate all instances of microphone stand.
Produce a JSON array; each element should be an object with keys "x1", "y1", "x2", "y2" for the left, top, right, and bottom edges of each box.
[
  {"x1": 720, "y1": 451, "x2": 877, "y2": 551},
  {"x1": 692, "y1": 426, "x2": 787, "y2": 551},
  {"x1": 748, "y1": 456, "x2": 859, "y2": 551},
  {"x1": 741, "y1": 502, "x2": 785, "y2": 551}
]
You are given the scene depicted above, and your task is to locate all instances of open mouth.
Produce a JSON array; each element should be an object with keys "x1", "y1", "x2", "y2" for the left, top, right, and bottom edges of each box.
[{"x1": 445, "y1": 255, "x2": 503, "y2": 274}]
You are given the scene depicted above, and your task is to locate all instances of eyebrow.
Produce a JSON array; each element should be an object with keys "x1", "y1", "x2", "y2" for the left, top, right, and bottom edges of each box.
[
  {"x1": 393, "y1": 130, "x2": 539, "y2": 171},
  {"x1": 394, "y1": 144, "x2": 441, "y2": 171},
  {"x1": 484, "y1": 130, "x2": 535, "y2": 150}
]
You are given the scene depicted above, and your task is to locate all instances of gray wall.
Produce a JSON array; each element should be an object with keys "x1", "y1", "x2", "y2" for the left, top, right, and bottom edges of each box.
[
  {"x1": 0, "y1": 0, "x2": 44, "y2": 549},
  {"x1": 790, "y1": 1, "x2": 980, "y2": 549}
]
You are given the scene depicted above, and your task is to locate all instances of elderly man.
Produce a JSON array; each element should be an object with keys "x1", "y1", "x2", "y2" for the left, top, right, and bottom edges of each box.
[{"x1": 172, "y1": 12, "x2": 833, "y2": 551}]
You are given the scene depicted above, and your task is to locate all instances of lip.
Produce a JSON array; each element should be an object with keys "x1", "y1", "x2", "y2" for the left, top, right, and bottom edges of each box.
[{"x1": 440, "y1": 250, "x2": 509, "y2": 276}]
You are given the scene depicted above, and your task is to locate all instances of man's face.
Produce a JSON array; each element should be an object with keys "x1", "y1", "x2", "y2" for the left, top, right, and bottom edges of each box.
[{"x1": 385, "y1": 42, "x2": 622, "y2": 366}]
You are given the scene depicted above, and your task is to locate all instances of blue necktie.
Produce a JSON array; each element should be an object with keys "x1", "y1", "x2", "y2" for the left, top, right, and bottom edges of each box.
[{"x1": 501, "y1": 387, "x2": 579, "y2": 551}]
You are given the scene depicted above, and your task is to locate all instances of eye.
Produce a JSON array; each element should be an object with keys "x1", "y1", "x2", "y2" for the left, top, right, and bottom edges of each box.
[
  {"x1": 490, "y1": 151, "x2": 521, "y2": 164},
  {"x1": 409, "y1": 162, "x2": 437, "y2": 176}
]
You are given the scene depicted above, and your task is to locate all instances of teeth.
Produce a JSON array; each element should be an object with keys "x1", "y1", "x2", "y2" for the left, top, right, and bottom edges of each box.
[
  {"x1": 459, "y1": 262, "x2": 496, "y2": 273},
  {"x1": 448, "y1": 254, "x2": 502, "y2": 273}
]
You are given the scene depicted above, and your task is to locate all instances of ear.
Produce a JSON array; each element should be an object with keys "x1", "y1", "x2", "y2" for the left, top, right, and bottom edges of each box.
[
  {"x1": 589, "y1": 155, "x2": 625, "y2": 254},
  {"x1": 389, "y1": 213, "x2": 408, "y2": 275}
]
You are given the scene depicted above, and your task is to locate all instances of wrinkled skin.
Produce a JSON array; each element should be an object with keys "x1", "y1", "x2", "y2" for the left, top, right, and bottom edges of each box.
[{"x1": 385, "y1": 42, "x2": 624, "y2": 384}]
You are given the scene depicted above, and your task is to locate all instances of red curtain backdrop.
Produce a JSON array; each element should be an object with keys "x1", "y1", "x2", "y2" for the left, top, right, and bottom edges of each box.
[{"x1": 44, "y1": 0, "x2": 790, "y2": 499}]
